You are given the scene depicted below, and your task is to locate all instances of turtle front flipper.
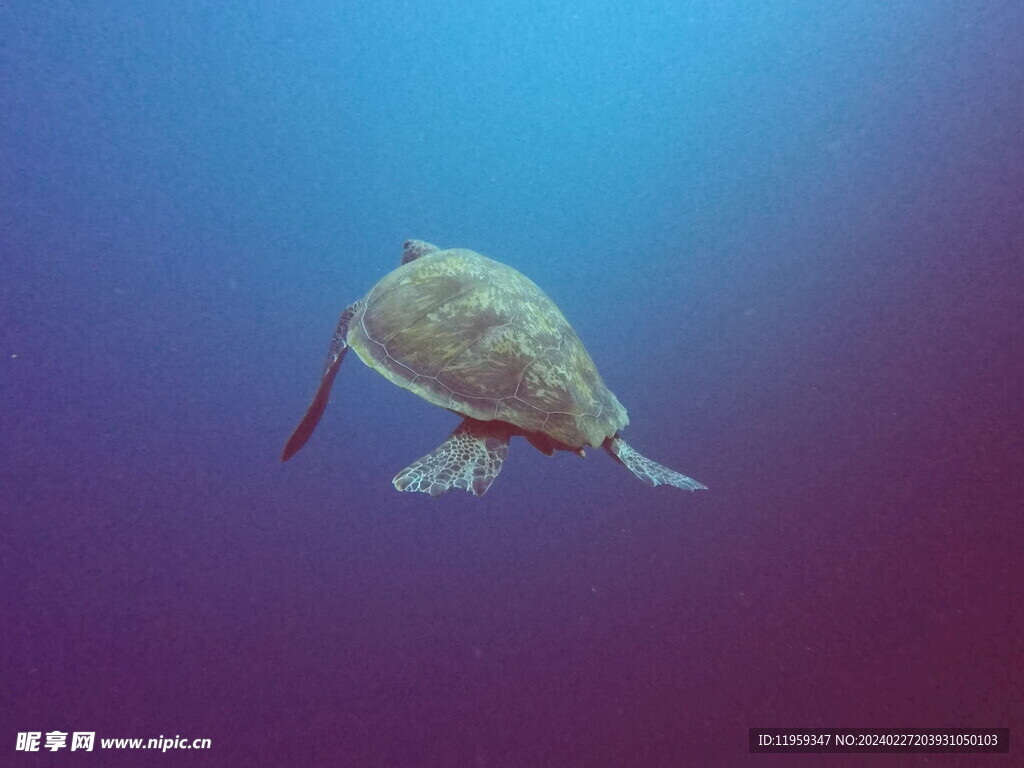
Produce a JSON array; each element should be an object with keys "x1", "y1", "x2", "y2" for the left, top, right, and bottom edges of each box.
[
  {"x1": 393, "y1": 418, "x2": 511, "y2": 497},
  {"x1": 281, "y1": 301, "x2": 360, "y2": 462},
  {"x1": 604, "y1": 436, "x2": 707, "y2": 492}
]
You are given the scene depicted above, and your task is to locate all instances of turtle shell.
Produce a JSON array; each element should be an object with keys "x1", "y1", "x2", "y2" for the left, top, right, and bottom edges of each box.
[{"x1": 346, "y1": 247, "x2": 628, "y2": 449}]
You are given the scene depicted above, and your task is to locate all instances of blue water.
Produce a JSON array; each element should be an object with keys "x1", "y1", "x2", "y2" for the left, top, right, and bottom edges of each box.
[{"x1": 2, "y1": 1, "x2": 1020, "y2": 765}]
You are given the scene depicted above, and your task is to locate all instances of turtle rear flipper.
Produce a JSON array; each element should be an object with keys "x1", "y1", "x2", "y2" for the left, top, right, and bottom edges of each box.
[
  {"x1": 393, "y1": 418, "x2": 511, "y2": 497},
  {"x1": 281, "y1": 302, "x2": 360, "y2": 462},
  {"x1": 604, "y1": 436, "x2": 707, "y2": 492}
]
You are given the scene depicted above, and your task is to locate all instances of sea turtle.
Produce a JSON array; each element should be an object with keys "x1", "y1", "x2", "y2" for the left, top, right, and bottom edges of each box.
[{"x1": 281, "y1": 240, "x2": 707, "y2": 497}]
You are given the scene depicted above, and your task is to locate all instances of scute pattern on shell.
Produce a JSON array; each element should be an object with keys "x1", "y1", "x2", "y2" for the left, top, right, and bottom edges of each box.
[{"x1": 346, "y1": 248, "x2": 628, "y2": 448}]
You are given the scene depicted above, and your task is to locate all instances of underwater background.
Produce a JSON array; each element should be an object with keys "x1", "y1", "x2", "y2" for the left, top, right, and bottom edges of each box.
[{"x1": 2, "y1": 1, "x2": 1021, "y2": 765}]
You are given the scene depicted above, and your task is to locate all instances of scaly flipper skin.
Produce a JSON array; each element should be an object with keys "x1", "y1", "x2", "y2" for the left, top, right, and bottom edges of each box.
[
  {"x1": 393, "y1": 418, "x2": 511, "y2": 497},
  {"x1": 281, "y1": 301, "x2": 360, "y2": 462},
  {"x1": 604, "y1": 436, "x2": 707, "y2": 491}
]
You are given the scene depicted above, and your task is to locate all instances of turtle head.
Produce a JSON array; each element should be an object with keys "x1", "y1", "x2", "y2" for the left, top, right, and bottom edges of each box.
[{"x1": 402, "y1": 239, "x2": 440, "y2": 264}]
